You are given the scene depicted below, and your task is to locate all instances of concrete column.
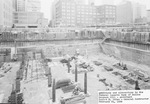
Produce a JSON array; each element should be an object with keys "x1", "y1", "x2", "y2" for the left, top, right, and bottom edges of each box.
[
  {"x1": 84, "y1": 72, "x2": 87, "y2": 94},
  {"x1": 4, "y1": 55, "x2": 6, "y2": 62},
  {"x1": 67, "y1": 61, "x2": 70, "y2": 73},
  {"x1": 12, "y1": 84, "x2": 14, "y2": 92},
  {"x1": 52, "y1": 79, "x2": 56, "y2": 102},
  {"x1": 75, "y1": 64, "x2": 78, "y2": 82},
  {"x1": 48, "y1": 67, "x2": 51, "y2": 75},
  {"x1": 48, "y1": 74, "x2": 52, "y2": 87},
  {"x1": 135, "y1": 80, "x2": 140, "y2": 90}
]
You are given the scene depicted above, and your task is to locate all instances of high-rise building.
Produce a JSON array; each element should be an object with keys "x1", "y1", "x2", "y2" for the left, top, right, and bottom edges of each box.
[
  {"x1": 98, "y1": 5, "x2": 116, "y2": 24},
  {"x1": 116, "y1": 1, "x2": 133, "y2": 24},
  {"x1": 0, "y1": 0, "x2": 13, "y2": 28},
  {"x1": 132, "y1": 2, "x2": 146, "y2": 22},
  {"x1": 16, "y1": 0, "x2": 26, "y2": 11},
  {"x1": 102, "y1": 0, "x2": 114, "y2": 5},
  {"x1": 76, "y1": 4, "x2": 99, "y2": 26},
  {"x1": 15, "y1": 0, "x2": 41, "y2": 12},
  {"x1": 26, "y1": 0, "x2": 41, "y2": 12},
  {"x1": 117, "y1": 1, "x2": 147, "y2": 24},
  {"x1": 53, "y1": 0, "x2": 100, "y2": 27},
  {"x1": 13, "y1": 0, "x2": 48, "y2": 28},
  {"x1": 147, "y1": 10, "x2": 150, "y2": 23},
  {"x1": 13, "y1": 12, "x2": 44, "y2": 28}
]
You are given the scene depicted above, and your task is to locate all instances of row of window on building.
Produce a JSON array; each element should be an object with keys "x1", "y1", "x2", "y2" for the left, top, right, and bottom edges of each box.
[{"x1": 53, "y1": 0, "x2": 116, "y2": 27}]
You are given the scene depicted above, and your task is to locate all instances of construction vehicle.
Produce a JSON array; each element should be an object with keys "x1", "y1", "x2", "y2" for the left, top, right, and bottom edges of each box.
[
  {"x1": 133, "y1": 69, "x2": 150, "y2": 82},
  {"x1": 113, "y1": 62, "x2": 128, "y2": 70}
]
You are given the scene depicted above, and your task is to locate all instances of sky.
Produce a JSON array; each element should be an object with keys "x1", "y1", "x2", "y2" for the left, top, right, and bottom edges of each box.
[{"x1": 41, "y1": 0, "x2": 150, "y2": 21}]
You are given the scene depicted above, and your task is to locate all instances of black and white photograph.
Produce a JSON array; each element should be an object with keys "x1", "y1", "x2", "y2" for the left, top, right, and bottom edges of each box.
[{"x1": 0, "y1": 0, "x2": 150, "y2": 104}]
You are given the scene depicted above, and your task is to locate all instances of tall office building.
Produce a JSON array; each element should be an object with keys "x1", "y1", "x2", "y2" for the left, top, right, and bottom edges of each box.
[
  {"x1": 26, "y1": 0, "x2": 41, "y2": 12},
  {"x1": 13, "y1": 12, "x2": 44, "y2": 28},
  {"x1": 117, "y1": 1, "x2": 147, "y2": 24},
  {"x1": 16, "y1": 0, "x2": 26, "y2": 11},
  {"x1": 132, "y1": 2, "x2": 146, "y2": 22},
  {"x1": 76, "y1": 0, "x2": 88, "y2": 5},
  {"x1": 53, "y1": 0, "x2": 99, "y2": 27},
  {"x1": 147, "y1": 10, "x2": 150, "y2": 23},
  {"x1": 0, "y1": 0, "x2": 13, "y2": 28},
  {"x1": 76, "y1": 4, "x2": 99, "y2": 26},
  {"x1": 15, "y1": 0, "x2": 41, "y2": 12},
  {"x1": 97, "y1": 5, "x2": 116, "y2": 24},
  {"x1": 102, "y1": 0, "x2": 114, "y2": 5},
  {"x1": 13, "y1": 0, "x2": 48, "y2": 28},
  {"x1": 116, "y1": 1, "x2": 133, "y2": 24}
]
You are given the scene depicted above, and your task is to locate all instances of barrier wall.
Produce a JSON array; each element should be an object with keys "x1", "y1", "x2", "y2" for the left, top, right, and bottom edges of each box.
[{"x1": 103, "y1": 43, "x2": 150, "y2": 67}]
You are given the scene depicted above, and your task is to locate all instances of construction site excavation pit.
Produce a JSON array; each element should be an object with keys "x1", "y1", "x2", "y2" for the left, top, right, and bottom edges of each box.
[
  {"x1": 3, "y1": 41, "x2": 148, "y2": 104},
  {"x1": 1, "y1": 29, "x2": 150, "y2": 104}
]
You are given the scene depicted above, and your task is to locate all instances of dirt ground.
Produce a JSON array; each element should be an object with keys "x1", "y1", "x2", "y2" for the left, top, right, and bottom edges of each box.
[
  {"x1": 0, "y1": 62, "x2": 20, "y2": 103},
  {"x1": 4, "y1": 52, "x2": 150, "y2": 104}
]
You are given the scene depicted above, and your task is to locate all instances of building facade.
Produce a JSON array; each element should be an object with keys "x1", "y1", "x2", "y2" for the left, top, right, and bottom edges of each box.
[
  {"x1": 147, "y1": 10, "x2": 150, "y2": 23},
  {"x1": 53, "y1": 0, "x2": 101, "y2": 27},
  {"x1": 0, "y1": 0, "x2": 13, "y2": 28},
  {"x1": 116, "y1": 1, "x2": 133, "y2": 24},
  {"x1": 102, "y1": 0, "x2": 114, "y2": 5},
  {"x1": 76, "y1": 4, "x2": 99, "y2": 26},
  {"x1": 16, "y1": 0, "x2": 26, "y2": 11},
  {"x1": 13, "y1": 12, "x2": 44, "y2": 28},
  {"x1": 132, "y1": 2, "x2": 147, "y2": 23},
  {"x1": 117, "y1": 1, "x2": 147, "y2": 24},
  {"x1": 26, "y1": 0, "x2": 41, "y2": 12},
  {"x1": 13, "y1": 0, "x2": 48, "y2": 28},
  {"x1": 97, "y1": 5, "x2": 116, "y2": 24}
]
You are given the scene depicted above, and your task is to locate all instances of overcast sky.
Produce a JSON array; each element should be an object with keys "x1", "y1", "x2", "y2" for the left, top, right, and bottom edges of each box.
[{"x1": 41, "y1": 0, "x2": 150, "y2": 21}]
